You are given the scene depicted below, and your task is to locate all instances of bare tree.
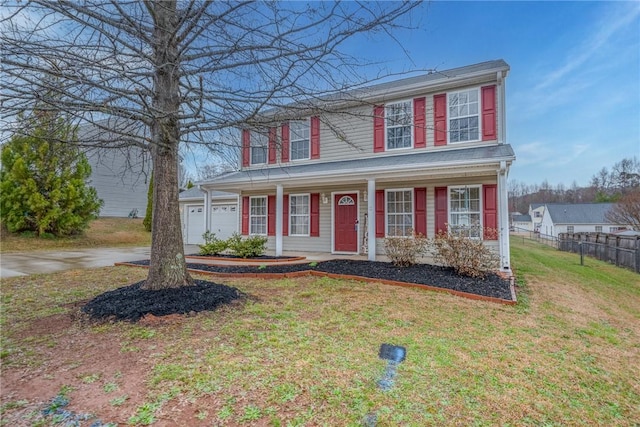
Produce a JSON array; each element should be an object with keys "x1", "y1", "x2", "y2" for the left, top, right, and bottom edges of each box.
[
  {"x1": 1, "y1": 1, "x2": 419, "y2": 289},
  {"x1": 606, "y1": 190, "x2": 640, "y2": 231}
]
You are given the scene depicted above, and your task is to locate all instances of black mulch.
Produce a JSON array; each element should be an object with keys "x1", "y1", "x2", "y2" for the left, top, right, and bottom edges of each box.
[
  {"x1": 187, "y1": 254, "x2": 299, "y2": 260},
  {"x1": 127, "y1": 259, "x2": 513, "y2": 301},
  {"x1": 82, "y1": 279, "x2": 244, "y2": 322}
]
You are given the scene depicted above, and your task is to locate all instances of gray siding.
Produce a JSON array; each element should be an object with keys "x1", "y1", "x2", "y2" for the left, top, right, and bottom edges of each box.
[
  {"x1": 243, "y1": 77, "x2": 501, "y2": 171},
  {"x1": 245, "y1": 175, "x2": 499, "y2": 256},
  {"x1": 86, "y1": 147, "x2": 151, "y2": 217}
]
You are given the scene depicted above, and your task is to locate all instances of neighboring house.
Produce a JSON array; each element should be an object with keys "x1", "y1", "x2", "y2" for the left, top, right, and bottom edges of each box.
[
  {"x1": 538, "y1": 203, "x2": 628, "y2": 238},
  {"x1": 511, "y1": 214, "x2": 532, "y2": 231},
  {"x1": 528, "y1": 203, "x2": 545, "y2": 233},
  {"x1": 84, "y1": 147, "x2": 151, "y2": 217},
  {"x1": 179, "y1": 187, "x2": 239, "y2": 245},
  {"x1": 199, "y1": 59, "x2": 515, "y2": 272},
  {"x1": 78, "y1": 121, "x2": 152, "y2": 218}
]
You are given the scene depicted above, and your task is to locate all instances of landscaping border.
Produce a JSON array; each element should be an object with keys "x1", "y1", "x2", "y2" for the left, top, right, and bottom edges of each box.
[
  {"x1": 186, "y1": 255, "x2": 306, "y2": 263},
  {"x1": 115, "y1": 262, "x2": 517, "y2": 306}
]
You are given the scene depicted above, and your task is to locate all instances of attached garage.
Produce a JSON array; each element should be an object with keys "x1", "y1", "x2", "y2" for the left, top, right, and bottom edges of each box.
[{"x1": 179, "y1": 188, "x2": 239, "y2": 245}]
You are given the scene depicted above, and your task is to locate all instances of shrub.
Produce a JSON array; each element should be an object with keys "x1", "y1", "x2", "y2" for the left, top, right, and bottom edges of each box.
[
  {"x1": 198, "y1": 231, "x2": 228, "y2": 256},
  {"x1": 227, "y1": 232, "x2": 267, "y2": 258},
  {"x1": 430, "y1": 229, "x2": 499, "y2": 278},
  {"x1": 383, "y1": 231, "x2": 428, "y2": 266}
]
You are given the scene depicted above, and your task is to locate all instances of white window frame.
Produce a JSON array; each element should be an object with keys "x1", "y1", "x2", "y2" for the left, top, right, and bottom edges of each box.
[
  {"x1": 250, "y1": 131, "x2": 267, "y2": 165},
  {"x1": 289, "y1": 193, "x2": 310, "y2": 236},
  {"x1": 249, "y1": 196, "x2": 267, "y2": 236},
  {"x1": 289, "y1": 119, "x2": 310, "y2": 161},
  {"x1": 595, "y1": 226, "x2": 602, "y2": 233},
  {"x1": 448, "y1": 185, "x2": 483, "y2": 238},
  {"x1": 385, "y1": 100, "x2": 413, "y2": 150},
  {"x1": 385, "y1": 188, "x2": 414, "y2": 237},
  {"x1": 448, "y1": 88, "x2": 481, "y2": 144},
  {"x1": 567, "y1": 225, "x2": 575, "y2": 234}
]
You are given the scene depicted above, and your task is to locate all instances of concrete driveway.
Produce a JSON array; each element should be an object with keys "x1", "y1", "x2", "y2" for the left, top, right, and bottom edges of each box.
[{"x1": 0, "y1": 246, "x2": 153, "y2": 279}]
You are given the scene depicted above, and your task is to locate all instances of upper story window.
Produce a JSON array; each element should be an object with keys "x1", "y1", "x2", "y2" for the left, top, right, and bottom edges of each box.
[
  {"x1": 449, "y1": 186, "x2": 481, "y2": 238},
  {"x1": 249, "y1": 196, "x2": 267, "y2": 235},
  {"x1": 449, "y1": 89, "x2": 480, "y2": 143},
  {"x1": 250, "y1": 131, "x2": 267, "y2": 165},
  {"x1": 386, "y1": 101, "x2": 412, "y2": 149},
  {"x1": 567, "y1": 226, "x2": 575, "y2": 234},
  {"x1": 386, "y1": 189, "x2": 413, "y2": 236},
  {"x1": 289, "y1": 194, "x2": 310, "y2": 236},
  {"x1": 595, "y1": 226, "x2": 602, "y2": 233},
  {"x1": 290, "y1": 120, "x2": 310, "y2": 161}
]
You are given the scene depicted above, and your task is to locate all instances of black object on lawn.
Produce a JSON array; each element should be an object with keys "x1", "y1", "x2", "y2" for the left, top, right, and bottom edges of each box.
[{"x1": 376, "y1": 343, "x2": 406, "y2": 392}]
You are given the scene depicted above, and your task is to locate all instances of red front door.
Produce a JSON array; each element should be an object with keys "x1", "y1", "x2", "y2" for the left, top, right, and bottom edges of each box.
[{"x1": 334, "y1": 193, "x2": 358, "y2": 252}]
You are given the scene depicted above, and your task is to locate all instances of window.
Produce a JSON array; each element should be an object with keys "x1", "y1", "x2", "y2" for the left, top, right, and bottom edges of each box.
[
  {"x1": 386, "y1": 101, "x2": 412, "y2": 149},
  {"x1": 250, "y1": 132, "x2": 267, "y2": 165},
  {"x1": 289, "y1": 194, "x2": 309, "y2": 236},
  {"x1": 567, "y1": 226, "x2": 574, "y2": 234},
  {"x1": 386, "y1": 189, "x2": 413, "y2": 236},
  {"x1": 290, "y1": 120, "x2": 310, "y2": 160},
  {"x1": 534, "y1": 211, "x2": 542, "y2": 218},
  {"x1": 449, "y1": 89, "x2": 479, "y2": 143},
  {"x1": 449, "y1": 186, "x2": 481, "y2": 238},
  {"x1": 595, "y1": 226, "x2": 602, "y2": 233},
  {"x1": 249, "y1": 196, "x2": 267, "y2": 235}
]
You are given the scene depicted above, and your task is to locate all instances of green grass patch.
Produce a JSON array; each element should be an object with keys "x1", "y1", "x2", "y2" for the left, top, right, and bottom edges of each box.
[{"x1": 1, "y1": 241, "x2": 639, "y2": 425}]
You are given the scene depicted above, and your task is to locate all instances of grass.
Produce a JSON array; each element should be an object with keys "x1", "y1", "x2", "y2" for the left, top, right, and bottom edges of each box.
[
  {"x1": 0, "y1": 217, "x2": 151, "y2": 253},
  {"x1": 1, "y1": 238, "x2": 639, "y2": 425}
]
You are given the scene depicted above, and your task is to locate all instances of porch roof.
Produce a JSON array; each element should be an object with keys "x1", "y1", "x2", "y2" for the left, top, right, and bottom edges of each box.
[{"x1": 200, "y1": 144, "x2": 515, "y2": 192}]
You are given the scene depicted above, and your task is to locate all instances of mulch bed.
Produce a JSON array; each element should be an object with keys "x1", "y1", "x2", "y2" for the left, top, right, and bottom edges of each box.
[
  {"x1": 82, "y1": 279, "x2": 244, "y2": 322},
  {"x1": 127, "y1": 259, "x2": 513, "y2": 301}
]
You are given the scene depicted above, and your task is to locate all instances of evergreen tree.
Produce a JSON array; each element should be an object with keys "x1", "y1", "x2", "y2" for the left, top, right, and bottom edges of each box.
[
  {"x1": 0, "y1": 111, "x2": 102, "y2": 237},
  {"x1": 143, "y1": 173, "x2": 153, "y2": 232}
]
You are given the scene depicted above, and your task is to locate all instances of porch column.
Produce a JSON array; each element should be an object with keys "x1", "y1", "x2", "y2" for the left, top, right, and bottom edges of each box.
[
  {"x1": 275, "y1": 184, "x2": 283, "y2": 256},
  {"x1": 497, "y1": 162, "x2": 511, "y2": 271},
  {"x1": 203, "y1": 188, "x2": 211, "y2": 234},
  {"x1": 367, "y1": 178, "x2": 376, "y2": 261}
]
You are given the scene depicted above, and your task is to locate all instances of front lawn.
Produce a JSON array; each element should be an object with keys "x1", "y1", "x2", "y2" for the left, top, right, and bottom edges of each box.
[{"x1": 1, "y1": 238, "x2": 638, "y2": 425}]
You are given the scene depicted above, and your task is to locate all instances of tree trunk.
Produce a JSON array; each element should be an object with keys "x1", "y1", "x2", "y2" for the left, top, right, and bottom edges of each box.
[{"x1": 143, "y1": 1, "x2": 192, "y2": 290}]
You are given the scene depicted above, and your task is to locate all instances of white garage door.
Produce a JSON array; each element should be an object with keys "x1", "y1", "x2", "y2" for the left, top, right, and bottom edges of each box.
[
  {"x1": 210, "y1": 204, "x2": 238, "y2": 240},
  {"x1": 185, "y1": 203, "x2": 238, "y2": 245},
  {"x1": 186, "y1": 205, "x2": 205, "y2": 245}
]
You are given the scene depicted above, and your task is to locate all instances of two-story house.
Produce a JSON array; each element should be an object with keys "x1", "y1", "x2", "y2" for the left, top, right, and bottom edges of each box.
[{"x1": 198, "y1": 60, "x2": 516, "y2": 272}]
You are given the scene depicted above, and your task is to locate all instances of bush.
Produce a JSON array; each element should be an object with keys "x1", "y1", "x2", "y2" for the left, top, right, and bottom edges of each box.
[
  {"x1": 227, "y1": 232, "x2": 267, "y2": 258},
  {"x1": 383, "y1": 231, "x2": 428, "y2": 266},
  {"x1": 198, "y1": 231, "x2": 228, "y2": 256},
  {"x1": 430, "y1": 229, "x2": 499, "y2": 278}
]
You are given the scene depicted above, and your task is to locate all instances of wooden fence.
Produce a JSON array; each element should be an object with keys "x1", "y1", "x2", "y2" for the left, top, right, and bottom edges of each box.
[{"x1": 557, "y1": 232, "x2": 640, "y2": 273}]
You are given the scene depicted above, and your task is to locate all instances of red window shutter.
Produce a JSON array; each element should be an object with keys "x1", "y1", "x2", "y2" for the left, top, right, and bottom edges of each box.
[
  {"x1": 281, "y1": 122, "x2": 290, "y2": 163},
  {"x1": 414, "y1": 187, "x2": 427, "y2": 236},
  {"x1": 268, "y1": 127, "x2": 277, "y2": 164},
  {"x1": 435, "y1": 186, "x2": 448, "y2": 234},
  {"x1": 413, "y1": 97, "x2": 426, "y2": 148},
  {"x1": 310, "y1": 193, "x2": 320, "y2": 237},
  {"x1": 310, "y1": 116, "x2": 320, "y2": 159},
  {"x1": 434, "y1": 94, "x2": 447, "y2": 146},
  {"x1": 373, "y1": 105, "x2": 385, "y2": 153},
  {"x1": 375, "y1": 189, "x2": 385, "y2": 237},
  {"x1": 481, "y1": 85, "x2": 497, "y2": 141},
  {"x1": 241, "y1": 129, "x2": 250, "y2": 167},
  {"x1": 241, "y1": 196, "x2": 250, "y2": 235},
  {"x1": 483, "y1": 184, "x2": 498, "y2": 240},
  {"x1": 267, "y1": 195, "x2": 275, "y2": 236},
  {"x1": 282, "y1": 194, "x2": 289, "y2": 236}
]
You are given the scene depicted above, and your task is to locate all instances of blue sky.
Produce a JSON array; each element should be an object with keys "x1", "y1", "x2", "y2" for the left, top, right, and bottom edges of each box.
[{"x1": 347, "y1": 1, "x2": 640, "y2": 187}]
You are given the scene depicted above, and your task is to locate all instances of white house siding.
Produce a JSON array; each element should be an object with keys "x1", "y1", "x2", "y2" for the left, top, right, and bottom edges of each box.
[{"x1": 85, "y1": 148, "x2": 151, "y2": 217}]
